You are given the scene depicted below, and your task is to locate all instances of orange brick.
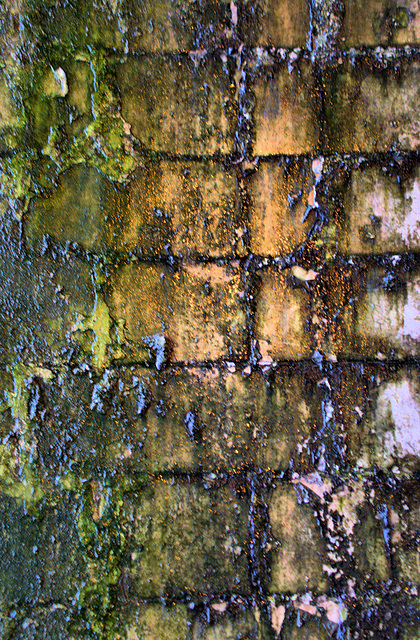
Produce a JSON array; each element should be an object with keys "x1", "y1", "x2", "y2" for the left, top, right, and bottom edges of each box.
[
  {"x1": 248, "y1": 159, "x2": 316, "y2": 256},
  {"x1": 118, "y1": 56, "x2": 236, "y2": 156},
  {"x1": 119, "y1": 160, "x2": 244, "y2": 258},
  {"x1": 253, "y1": 62, "x2": 319, "y2": 156},
  {"x1": 256, "y1": 268, "x2": 312, "y2": 361},
  {"x1": 243, "y1": 0, "x2": 310, "y2": 48},
  {"x1": 108, "y1": 261, "x2": 247, "y2": 363},
  {"x1": 325, "y1": 61, "x2": 420, "y2": 153},
  {"x1": 342, "y1": 0, "x2": 420, "y2": 47}
]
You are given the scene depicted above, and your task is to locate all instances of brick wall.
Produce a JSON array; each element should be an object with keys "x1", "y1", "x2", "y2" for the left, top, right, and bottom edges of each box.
[{"x1": 1, "y1": 0, "x2": 420, "y2": 638}]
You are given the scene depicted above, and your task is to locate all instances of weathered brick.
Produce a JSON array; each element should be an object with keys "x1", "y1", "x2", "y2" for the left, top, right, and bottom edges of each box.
[
  {"x1": 243, "y1": 0, "x2": 310, "y2": 48},
  {"x1": 0, "y1": 70, "x2": 25, "y2": 152},
  {"x1": 137, "y1": 368, "x2": 252, "y2": 474},
  {"x1": 26, "y1": 165, "x2": 124, "y2": 253},
  {"x1": 256, "y1": 369, "x2": 319, "y2": 472},
  {"x1": 193, "y1": 609, "x2": 263, "y2": 639},
  {"x1": 325, "y1": 61, "x2": 420, "y2": 153},
  {"x1": 267, "y1": 485, "x2": 327, "y2": 593},
  {"x1": 26, "y1": 0, "x2": 124, "y2": 50},
  {"x1": 256, "y1": 268, "x2": 312, "y2": 361},
  {"x1": 121, "y1": 478, "x2": 250, "y2": 597},
  {"x1": 338, "y1": 367, "x2": 420, "y2": 473},
  {"x1": 121, "y1": 0, "x2": 233, "y2": 52},
  {"x1": 379, "y1": 481, "x2": 420, "y2": 586},
  {"x1": 342, "y1": 0, "x2": 420, "y2": 47},
  {"x1": 119, "y1": 160, "x2": 244, "y2": 258},
  {"x1": 330, "y1": 266, "x2": 420, "y2": 359},
  {"x1": 351, "y1": 500, "x2": 391, "y2": 581},
  {"x1": 280, "y1": 617, "x2": 330, "y2": 639},
  {"x1": 125, "y1": 604, "x2": 191, "y2": 640},
  {"x1": 107, "y1": 261, "x2": 247, "y2": 362},
  {"x1": 340, "y1": 165, "x2": 420, "y2": 254},
  {"x1": 248, "y1": 159, "x2": 316, "y2": 256},
  {"x1": 125, "y1": 368, "x2": 317, "y2": 475},
  {"x1": 403, "y1": 627, "x2": 420, "y2": 640},
  {"x1": 125, "y1": 605, "x2": 269, "y2": 640},
  {"x1": 118, "y1": 56, "x2": 236, "y2": 155},
  {"x1": 253, "y1": 62, "x2": 319, "y2": 156}
]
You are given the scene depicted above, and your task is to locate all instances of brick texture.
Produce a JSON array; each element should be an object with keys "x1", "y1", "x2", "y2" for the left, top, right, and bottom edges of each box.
[
  {"x1": 118, "y1": 56, "x2": 236, "y2": 156},
  {"x1": 2, "y1": 0, "x2": 420, "y2": 637}
]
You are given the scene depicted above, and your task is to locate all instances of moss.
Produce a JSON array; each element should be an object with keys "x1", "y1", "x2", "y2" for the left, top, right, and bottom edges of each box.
[
  {"x1": 0, "y1": 365, "x2": 55, "y2": 507},
  {"x1": 0, "y1": 47, "x2": 134, "y2": 213}
]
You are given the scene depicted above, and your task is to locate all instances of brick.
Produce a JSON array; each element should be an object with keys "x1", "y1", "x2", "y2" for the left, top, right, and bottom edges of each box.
[
  {"x1": 381, "y1": 481, "x2": 420, "y2": 585},
  {"x1": 255, "y1": 268, "x2": 312, "y2": 361},
  {"x1": 253, "y1": 62, "x2": 319, "y2": 156},
  {"x1": 118, "y1": 56, "x2": 236, "y2": 156},
  {"x1": 121, "y1": 0, "x2": 233, "y2": 53},
  {"x1": 342, "y1": 0, "x2": 420, "y2": 47},
  {"x1": 280, "y1": 617, "x2": 330, "y2": 640},
  {"x1": 248, "y1": 159, "x2": 316, "y2": 256},
  {"x1": 267, "y1": 485, "x2": 327, "y2": 593},
  {"x1": 325, "y1": 61, "x2": 420, "y2": 153},
  {"x1": 137, "y1": 368, "x2": 253, "y2": 474},
  {"x1": 351, "y1": 501, "x2": 391, "y2": 581},
  {"x1": 193, "y1": 610, "x2": 262, "y2": 639},
  {"x1": 0, "y1": 70, "x2": 25, "y2": 152},
  {"x1": 126, "y1": 368, "x2": 316, "y2": 475},
  {"x1": 121, "y1": 478, "x2": 250, "y2": 597},
  {"x1": 340, "y1": 165, "x2": 420, "y2": 254},
  {"x1": 26, "y1": 0, "x2": 123, "y2": 50},
  {"x1": 403, "y1": 627, "x2": 420, "y2": 640},
  {"x1": 256, "y1": 369, "x2": 319, "y2": 472},
  {"x1": 0, "y1": 253, "x2": 95, "y2": 366},
  {"x1": 119, "y1": 160, "x2": 244, "y2": 258},
  {"x1": 27, "y1": 165, "x2": 124, "y2": 253},
  {"x1": 243, "y1": 0, "x2": 310, "y2": 48},
  {"x1": 330, "y1": 266, "x2": 420, "y2": 359},
  {"x1": 339, "y1": 367, "x2": 420, "y2": 473},
  {"x1": 107, "y1": 261, "x2": 247, "y2": 362},
  {"x1": 125, "y1": 604, "x2": 191, "y2": 640}
]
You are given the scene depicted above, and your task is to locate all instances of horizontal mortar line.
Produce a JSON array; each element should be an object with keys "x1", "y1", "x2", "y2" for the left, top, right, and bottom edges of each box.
[
  {"x1": 1, "y1": 358, "x2": 417, "y2": 377},
  {"x1": 113, "y1": 47, "x2": 244, "y2": 60},
  {"x1": 126, "y1": 466, "x2": 254, "y2": 482},
  {"x1": 117, "y1": 592, "x2": 263, "y2": 607},
  {"x1": 131, "y1": 150, "x2": 245, "y2": 163},
  {"x1": 320, "y1": 150, "x2": 420, "y2": 160},
  {"x1": 142, "y1": 359, "x2": 322, "y2": 370},
  {"x1": 334, "y1": 253, "x2": 420, "y2": 265},
  {"x1": 110, "y1": 46, "x2": 310, "y2": 61},
  {"x1": 30, "y1": 244, "x2": 321, "y2": 268},
  {"x1": 326, "y1": 357, "x2": 420, "y2": 367},
  {"x1": 321, "y1": 46, "x2": 420, "y2": 61}
]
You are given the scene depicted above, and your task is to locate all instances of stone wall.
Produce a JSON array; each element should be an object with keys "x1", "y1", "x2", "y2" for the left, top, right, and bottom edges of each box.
[{"x1": 1, "y1": 0, "x2": 420, "y2": 638}]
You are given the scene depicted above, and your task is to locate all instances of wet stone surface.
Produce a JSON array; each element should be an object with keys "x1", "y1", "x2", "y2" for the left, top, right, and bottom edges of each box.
[{"x1": 1, "y1": 0, "x2": 420, "y2": 638}]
